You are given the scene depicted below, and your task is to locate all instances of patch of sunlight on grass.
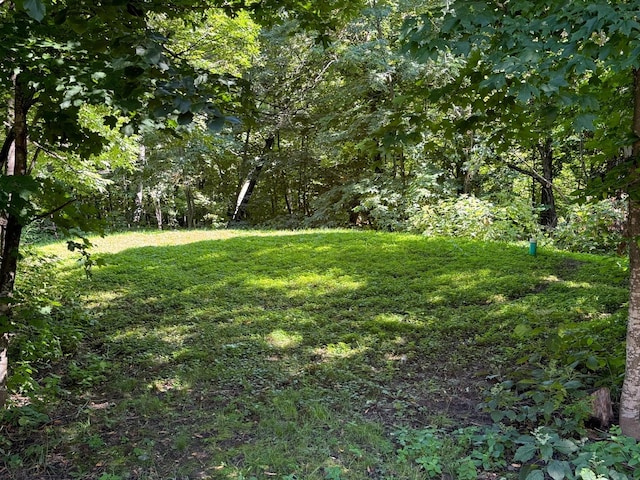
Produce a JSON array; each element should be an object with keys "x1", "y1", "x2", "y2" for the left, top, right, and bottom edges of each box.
[
  {"x1": 35, "y1": 228, "x2": 320, "y2": 258},
  {"x1": 246, "y1": 272, "x2": 363, "y2": 296},
  {"x1": 441, "y1": 269, "x2": 492, "y2": 284},
  {"x1": 564, "y1": 280, "x2": 596, "y2": 289},
  {"x1": 374, "y1": 313, "x2": 421, "y2": 325},
  {"x1": 266, "y1": 329, "x2": 303, "y2": 349},
  {"x1": 315, "y1": 341, "x2": 366, "y2": 359},
  {"x1": 111, "y1": 323, "x2": 193, "y2": 346},
  {"x1": 83, "y1": 290, "x2": 123, "y2": 308},
  {"x1": 151, "y1": 377, "x2": 190, "y2": 393},
  {"x1": 489, "y1": 294, "x2": 507, "y2": 303}
]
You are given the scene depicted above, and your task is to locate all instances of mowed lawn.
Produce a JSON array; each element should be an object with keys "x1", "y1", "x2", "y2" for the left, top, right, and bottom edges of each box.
[{"x1": 9, "y1": 230, "x2": 629, "y2": 479}]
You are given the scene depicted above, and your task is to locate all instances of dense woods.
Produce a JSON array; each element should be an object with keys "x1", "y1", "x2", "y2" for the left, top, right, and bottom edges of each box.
[
  {"x1": 4, "y1": 0, "x2": 640, "y2": 455},
  {"x1": 2, "y1": 1, "x2": 629, "y2": 247}
]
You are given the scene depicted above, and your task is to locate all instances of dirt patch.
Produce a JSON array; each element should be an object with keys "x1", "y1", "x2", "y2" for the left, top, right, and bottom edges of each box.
[{"x1": 363, "y1": 363, "x2": 492, "y2": 429}]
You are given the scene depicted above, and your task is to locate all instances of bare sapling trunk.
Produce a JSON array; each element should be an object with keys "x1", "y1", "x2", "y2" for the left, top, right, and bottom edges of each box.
[
  {"x1": 620, "y1": 68, "x2": 640, "y2": 440},
  {"x1": 185, "y1": 184, "x2": 195, "y2": 228},
  {"x1": 133, "y1": 145, "x2": 145, "y2": 225},
  {"x1": 154, "y1": 196, "x2": 163, "y2": 230}
]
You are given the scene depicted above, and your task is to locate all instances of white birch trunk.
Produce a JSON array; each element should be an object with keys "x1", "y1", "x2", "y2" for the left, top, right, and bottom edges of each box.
[
  {"x1": 620, "y1": 68, "x2": 640, "y2": 439},
  {"x1": 620, "y1": 199, "x2": 640, "y2": 439}
]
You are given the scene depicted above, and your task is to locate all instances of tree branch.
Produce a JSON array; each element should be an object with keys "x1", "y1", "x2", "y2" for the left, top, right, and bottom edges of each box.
[
  {"x1": 30, "y1": 140, "x2": 65, "y2": 160},
  {"x1": 506, "y1": 162, "x2": 550, "y2": 187},
  {"x1": 33, "y1": 198, "x2": 77, "y2": 221},
  {"x1": 506, "y1": 162, "x2": 569, "y2": 201}
]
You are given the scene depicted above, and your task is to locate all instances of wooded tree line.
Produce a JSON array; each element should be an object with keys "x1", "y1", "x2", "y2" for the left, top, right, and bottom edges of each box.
[
  {"x1": 41, "y1": 1, "x2": 616, "y2": 243},
  {"x1": 3, "y1": 0, "x2": 640, "y2": 438}
]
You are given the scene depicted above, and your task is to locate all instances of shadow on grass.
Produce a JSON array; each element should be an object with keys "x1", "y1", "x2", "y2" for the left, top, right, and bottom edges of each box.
[{"x1": 11, "y1": 231, "x2": 630, "y2": 479}]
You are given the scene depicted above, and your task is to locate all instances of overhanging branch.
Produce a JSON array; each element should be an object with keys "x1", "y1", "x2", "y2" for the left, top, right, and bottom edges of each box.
[
  {"x1": 33, "y1": 198, "x2": 77, "y2": 221},
  {"x1": 506, "y1": 162, "x2": 569, "y2": 201}
]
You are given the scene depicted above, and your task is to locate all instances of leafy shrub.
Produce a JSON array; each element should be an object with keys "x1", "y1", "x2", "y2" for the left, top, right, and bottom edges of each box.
[
  {"x1": 409, "y1": 194, "x2": 541, "y2": 241},
  {"x1": 479, "y1": 359, "x2": 594, "y2": 438},
  {"x1": 307, "y1": 178, "x2": 408, "y2": 230},
  {"x1": 552, "y1": 198, "x2": 626, "y2": 254},
  {"x1": 395, "y1": 426, "x2": 484, "y2": 479},
  {"x1": 6, "y1": 250, "x2": 88, "y2": 400},
  {"x1": 350, "y1": 178, "x2": 408, "y2": 231},
  {"x1": 306, "y1": 184, "x2": 359, "y2": 228},
  {"x1": 394, "y1": 423, "x2": 640, "y2": 480},
  {"x1": 546, "y1": 321, "x2": 627, "y2": 397}
]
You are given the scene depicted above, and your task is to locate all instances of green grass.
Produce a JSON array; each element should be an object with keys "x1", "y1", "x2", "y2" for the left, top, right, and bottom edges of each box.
[{"x1": 4, "y1": 230, "x2": 630, "y2": 479}]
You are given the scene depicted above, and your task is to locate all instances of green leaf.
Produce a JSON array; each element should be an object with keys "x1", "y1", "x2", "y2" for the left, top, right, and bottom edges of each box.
[
  {"x1": 525, "y1": 470, "x2": 544, "y2": 480},
  {"x1": 578, "y1": 468, "x2": 597, "y2": 480},
  {"x1": 514, "y1": 323, "x2": 531, "y2": 338},
  {"x1": 547, "y1": 460, "x2": 570, "y2": 480},
  {"x1": 516, "y1": 85, "x2": 539, "y2": 103},
  {"x1": 514, "y1": 444, "x2": 537, "y2": 463},
  {"x1": 554, "y1": 439, "x2": 578, "y2": 455},
  {"x1": 585, "y1": 356, "x2": 600, "y2": 371},
  {"x1": 173, "y1": 98, "x2": 192, "y2": 114},
  {"x1": 177, "y1": 112, "x2": 193, "y2": 125},
  {"x1": 573, "y1": 113, "x2": 598, "y2": 132},
  {"x1": 207, "y1": 115, "x2": 226, "y2": 132},
  {"x1": 562, "y1": 380, "x2": 583, "y2": 389},
  {"x1": 539, "y1": 443, "x2": 553, "y2": 462},
  {"x1": 21, "y1": 0, "x2": 46, "y2": 21}
]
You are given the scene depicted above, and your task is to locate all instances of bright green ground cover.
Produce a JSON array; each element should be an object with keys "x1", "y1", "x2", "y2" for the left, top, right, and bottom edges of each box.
[{"x1": 2, "y1": 230, "x2": 632, "y2": 479}]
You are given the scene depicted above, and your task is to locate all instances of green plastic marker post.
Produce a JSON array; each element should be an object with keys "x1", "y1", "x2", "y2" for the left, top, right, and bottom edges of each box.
[{"x1": 529, "y1": 238, "x2": 537, "y2": 256}]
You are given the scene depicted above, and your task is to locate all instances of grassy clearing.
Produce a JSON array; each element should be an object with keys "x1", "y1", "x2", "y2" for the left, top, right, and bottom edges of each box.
[{"x1": 4, "y1": 230, "x2": 629, "y2": 479}]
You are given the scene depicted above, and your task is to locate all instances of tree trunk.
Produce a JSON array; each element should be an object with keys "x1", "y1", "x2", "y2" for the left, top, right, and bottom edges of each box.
[
  {"x1": 154, "y1": 195, "x2": 163, "y2": 230},
  {"x1": 506, "y1": 148, "x2": 558, "y2": 229},
  {"x1": 133, "y1": 182, "x2": 144, "y2": 225},
  {"x1": 133, "y1": 145, "x2": 145, "y2": 225},
  {"x1": 620, "y1": 68, "x2": 640, "y2": 439},
  {"x1": 538, "y1": 138, "x2": 558, "y2": 228},
  {"x1": 283, "y1": 174, "x2": 292, "y2": 216},
  {"x1": 184, "y1": 184, "x2": 195, "y2": 228},
  {"x1": 0, "y1": 74, "x2": 31, "y2": 408},
  {"x1": 621, "y1": 197, "x2": 640, "y2": 439},
  {"x1": 231, "y1": 135, "x2": 274, "y2": 222}
]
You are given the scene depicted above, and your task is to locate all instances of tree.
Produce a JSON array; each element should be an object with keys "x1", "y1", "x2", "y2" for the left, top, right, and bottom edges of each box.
[{"x1": 402, "y1": 0, "x2": 640, "y2": 438}]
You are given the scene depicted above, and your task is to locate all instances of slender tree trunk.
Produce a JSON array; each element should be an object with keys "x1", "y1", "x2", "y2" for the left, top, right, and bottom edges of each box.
[
  {"x1": 283, "y1": 173, "x2": 292, "y2": 215},
  {"x1": 184, "y1": 184, "x2": 195, "y2": 228},
  {"x1": 538, "y1": 137, "x2": 558, "y2": 228},
  {"x1": 506, "y1": 147, "x2": 558, "y2": 228},
  {"x1": 0, "y1": 74, "x2": 31, "y2": 408},
  {"x1": 231, "y1": 135, "x2": 273, "y2": 222},
  {"x1": 133, "y1": 145, "x2": 145, "y2": 225},
  {"x1": 620, "y1": 68, "x2": 640, "y2": 439},
  {"x1": 133, "y1": 182, "x2": 144, "y2": 225},
  {"x1": 154, "y1": 196, "x2": 163, "y2": 230}
]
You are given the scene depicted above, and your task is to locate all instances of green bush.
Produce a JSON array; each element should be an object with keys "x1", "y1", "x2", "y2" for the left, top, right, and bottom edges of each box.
[
  {"x1": 6, "y1": 250, "x2": 88, "y2": 401},
  {"x1": 394, "y1": 423, "x2": 640, "y2": 480},
  {"x1": 409, "y1": 194, "x2": 541, "y2": 241},
  {"x1": 552, "y1": 198, "x2": 626, "y2": 254},
  {"x1": 307, "y1": 178, "x2": 408, "y2": 230}
]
